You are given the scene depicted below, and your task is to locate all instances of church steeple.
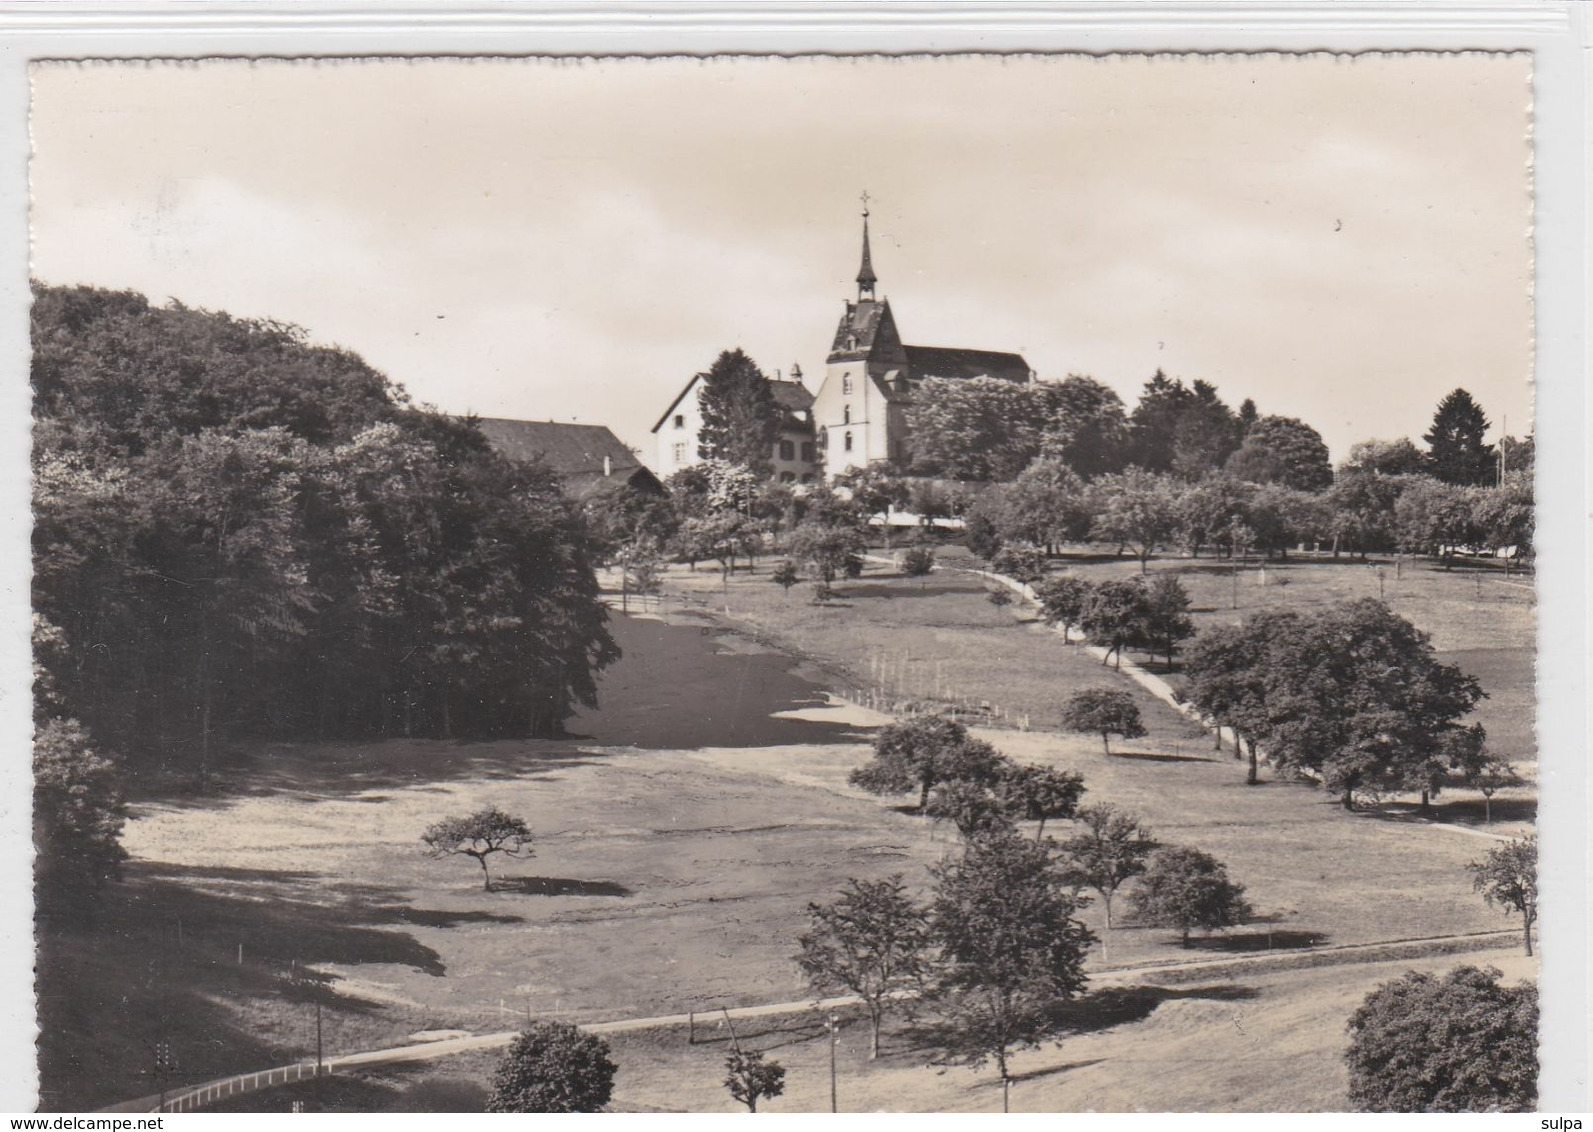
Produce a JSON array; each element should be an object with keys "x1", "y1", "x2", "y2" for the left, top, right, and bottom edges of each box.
[{"x1": 856, "y1": 192, "x2": 877, "y2": 301}]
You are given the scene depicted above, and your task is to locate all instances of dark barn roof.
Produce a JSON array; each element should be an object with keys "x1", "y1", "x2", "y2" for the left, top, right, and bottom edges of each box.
[{"x1": 471, "y1": 417, "x2": 664, "y2": 499}]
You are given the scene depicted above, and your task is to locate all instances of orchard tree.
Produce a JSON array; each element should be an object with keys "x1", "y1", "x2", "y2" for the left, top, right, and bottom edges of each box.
[
  {"x1": 486, "y1": 1022, "x2": 616, "y2": 1113},
  {"x1": 1060, "y1": 689, "x2": 1145, "y2": 755},
  {"x1": 1345, "y1": 966, "x2": 1537, "y2": 1112},
  {"x1": 1469, "y1": 836, "x2": 1537, "y2": 956},
  {"x1": 1092, "y1": 470, "x2": 1181, "y2": 572},
  {"x1": 724, "y1": 1048, "x2": 785, "y2": 1112},
  {"x1": 1181, "y1": 613, "x2": 1298, "y2": 783},
  {"x1": 1129, "y1": 847, "x2": 1251, "y2": 948},
  {"x1": 1035, "y1": 574, "x2": 1092, "y2": 642},
  {"x1": 788, "y1": 519, "x2": 866, "y2": 587},
  {"x1": 1467, "y1": 756, "x2": 1524, "y2": 825},
  {"x1": 1472, "y1": 478, "x2": 1534, "y2": 572},
  {"x1": 997, "y1": 457, "x2": 1093, "y2": 552},
  {"x1": 1176, "y1": 475, "x2": 1253, "y2": 558},
  {"x1": 421, "y1": 807, "x2": 534, "y2": 891},
  {"x1": 1139, "y1": 573, "x2": 1194, "y2": 668},
  {"x1": 1055, "y1": 804, "x2": 1155, "y2": 929},
  {"x1": 926, "y1": 779, "x2": 1018, "y2": 840},
  {"x1": 997, "y1": 764, "x2": 1086, "y2": 840},
  {"x1": 1079, "y1": 578, "x2": 1148, "y2": 668},
  {"x1": 848, "y1": 715, "x2": 1010, "y2": 812},
  {"x1": 1394, "y1": 477, "x2": 1480, "y2": 569},
  {"x1": 796, "y1": 875, "x2": 932, "y2": 1058},
  {"x1": 696, "y1": 348, "x2": 779, "y2": 475},
  {"x1": 1424, "y1": 388, "x2": 1496, "y2": 487},
  {"x1": 929, "y1": 831, "x2": 1095, "y2": 1112}
]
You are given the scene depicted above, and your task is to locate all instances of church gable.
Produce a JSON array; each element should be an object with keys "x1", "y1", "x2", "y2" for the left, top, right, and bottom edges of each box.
[{"x1": 827, "y1": 298, "x2": 908, "y2": 369}]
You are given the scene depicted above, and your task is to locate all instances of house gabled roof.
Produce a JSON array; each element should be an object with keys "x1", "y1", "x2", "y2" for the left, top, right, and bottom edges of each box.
[
  {"x1": 471, "y1": 417, "x2": 663, "y2": 498},
  {"x1": 650, "y1": 373, "x2": 705, "y2": 434}
]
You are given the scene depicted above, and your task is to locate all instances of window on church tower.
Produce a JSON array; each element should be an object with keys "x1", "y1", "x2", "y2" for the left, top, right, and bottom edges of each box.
[
  {"x1": 673, "y1": 414, "x2": 684, "y2": 429},
  {"x1": 841, "y1": 374, "x2": 853, "y2": 395},
  {"x1": 843, "y1": 431, "x2": 853, "y2": 452},
  {"x1": 843, "y1": 404, "x2": 851, "y2": 425}
]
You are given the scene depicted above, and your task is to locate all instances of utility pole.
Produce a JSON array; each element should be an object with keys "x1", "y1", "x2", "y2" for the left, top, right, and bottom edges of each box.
[{"x1": 828, "y1": 1013, "x2": 840, "y2": 1113}]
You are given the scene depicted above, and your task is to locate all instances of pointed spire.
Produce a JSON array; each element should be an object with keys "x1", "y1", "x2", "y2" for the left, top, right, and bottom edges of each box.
[{"x1": 856, "y1": 192, "x2": 877, "y2": 300}]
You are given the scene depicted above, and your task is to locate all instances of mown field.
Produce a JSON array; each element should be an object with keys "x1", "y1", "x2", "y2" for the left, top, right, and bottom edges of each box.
[{"x1": 40, "y1": 554, "x2": 1535, "y2": 1112}]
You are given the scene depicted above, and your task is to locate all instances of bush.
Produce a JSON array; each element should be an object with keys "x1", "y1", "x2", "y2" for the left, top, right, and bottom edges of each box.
[
  {"x1": 900, "y1": 546, "x2": 935, "y2": 580},
  {"x1": 1345, "y1": 965, "x2": 1537, "y2": 1112},
  {"x1": 486, "y1": 1022, "x2": 616, "y2": 1113}
]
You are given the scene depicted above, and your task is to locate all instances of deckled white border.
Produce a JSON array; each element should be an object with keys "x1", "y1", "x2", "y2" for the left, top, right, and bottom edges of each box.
[{"x1": 0, "y1": 5, "x2": 1585, "y2": 1117}]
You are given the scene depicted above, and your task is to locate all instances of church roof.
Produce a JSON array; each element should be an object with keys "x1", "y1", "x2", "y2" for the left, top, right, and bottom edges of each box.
[
  {"x1": 769, "y1": 380, "x2": 814, "y2": 412},
  {"x1": 471, "y1": 417, "x2": 663, "y2": 498},
  {"x1": 903, "y1": 345, "x2": 1031, "y2": 384}
]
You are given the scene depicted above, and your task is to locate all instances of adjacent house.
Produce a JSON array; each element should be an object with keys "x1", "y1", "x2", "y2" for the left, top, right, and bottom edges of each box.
[
  {"x1": 650, "y1": 368, "x2": 821, "y2": 485},
  {"x1": 471, "y1": 417, "x2": 665, "y2": 500}
]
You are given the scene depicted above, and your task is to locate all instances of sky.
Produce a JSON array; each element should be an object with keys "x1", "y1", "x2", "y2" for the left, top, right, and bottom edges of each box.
[{"x1": 28, "y1": 53, "x2": 1533, "y2": 464}]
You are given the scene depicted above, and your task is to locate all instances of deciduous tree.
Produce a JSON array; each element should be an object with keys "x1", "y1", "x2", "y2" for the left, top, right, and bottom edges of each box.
[
  {"x1": 1129, "y1": 846, "x2": 1251, "y2": 947},
  {"x1": 796, "y1": 876, "x2": 932, "y2": 1058},
  {"x1": 996, "y1": 764, "x2": 1086, "y2": 840},
  {"x1": 1224, "y1": 415, "x2": 1333, "y2": 492},
  {"x1": 1054, "y1": 804, "x2": 1154, "y2": 928},
  {"x1": 724, "y1": 1048, "x2": 786, "y2": 1112},
  {"x1": 1060, "y1": 688, "x2": 1146, "y2": 755},
  {"x1": 1469, "y1": 836, "x2": 1537, "y2": 956},
  {"x1": 929, "y1": 831, "x2": 1095, "y2": 1112},
  {"x1": 421, "y1": 808, "x2": 534, "y2": 891},
  {"x1": 1035, "y1": 574, "x2": 1092, "y2": 642},
  {"x1": 848, "y1": 716, "x2": 1009, "y2": 811}
]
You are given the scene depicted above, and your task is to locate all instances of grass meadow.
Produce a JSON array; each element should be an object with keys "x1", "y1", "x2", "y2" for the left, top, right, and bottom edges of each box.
[{"x1": 40, "y1": 550, "x2": 1535, "y2": 1112}]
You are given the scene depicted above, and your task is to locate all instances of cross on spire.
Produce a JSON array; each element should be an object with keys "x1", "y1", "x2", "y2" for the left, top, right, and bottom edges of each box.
[{"x1": 856, "y1": 192, "x2": 877, "y2": 300}]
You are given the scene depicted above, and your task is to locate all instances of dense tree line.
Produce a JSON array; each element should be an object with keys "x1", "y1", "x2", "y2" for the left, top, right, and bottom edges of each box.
[{"x1": 33, "y1": 284, "x2": 618, "y2": 799}]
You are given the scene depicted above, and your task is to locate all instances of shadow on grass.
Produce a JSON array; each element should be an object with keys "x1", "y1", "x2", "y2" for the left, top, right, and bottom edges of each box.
[
  {"x1": 901, "y1": 983, "x2": 1260, "y2": 1060},
  {"x1": 840, "y1": 582, "x2": 980, "y2": 601},
  {"x1": 36, "y1": 861, "x2": 461, "y2": 1112},
  {"x1": 1109, "y1": 750, "x2": 1217, "y2": 764},
  {"x1": 492, "y1": 876, "x2": 633, "y2": 898},
  {"x1": 1369, "y1": 797, "x2": 1538, "y2": 828},
  {"x1": 1008, "y1": 1058, "x2": 1109, "y2": 1085},
  {"x1": 1178, "y1": 929, "x2": 1329, "y2": 953}
]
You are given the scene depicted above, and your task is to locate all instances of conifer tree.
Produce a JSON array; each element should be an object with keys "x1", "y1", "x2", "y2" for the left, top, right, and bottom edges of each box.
[
  {"x1": 1423, "y1": 388, "x2": 1496, "y2": 486},
  {"x1": 696, "y1": 348, "x2": 779, "y2": 476}
]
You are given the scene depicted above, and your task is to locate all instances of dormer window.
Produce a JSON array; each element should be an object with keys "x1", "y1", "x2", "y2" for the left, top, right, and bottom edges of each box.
[{"x1": 846, "y1": 334, "x2": 858, "y2": 351}]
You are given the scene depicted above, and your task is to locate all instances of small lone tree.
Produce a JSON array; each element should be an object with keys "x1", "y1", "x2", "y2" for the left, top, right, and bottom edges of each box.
[
  {"x1": 795, "y1": 875, "x2": 931, "y2": 1059},
  {"x1": 1055, "y1": 804, "x2": 1154, "y2": 928},
  {"x1": 848, "y1": 715, "x2": 1009, "y2": 812},
  {"x1": 1060, "y1": 688, "x2": 1146, "y2": 755},
  {"x1": 996, "y1": 763, "x2": 1086, "y2": 840},
  {"x1": 770, "y1": 559, "x2": 800, "y2": 597},
  {"x1": 1129, "y1": 846, "x2": 1251, "y2": 948},
  {"x1": 724, "y1": 1047, "x2": 786, "y2": 1112},
  {"x1": 486, "y1": 1021, "x2": 616, "y2": 1112},
  {"x1": 930, "y1": 830, "x2": 1095, "y2": 1112},
  {"x1": 1079, "y1": 578, "x2": 1148, "y2": 668},
  {"x1": 1468, "y1": 835, "x2": 1537, "y2": 956},
  {"x1": 1468, "y1": 756, "x2": 1524, "y2": 825},
  {"x1": 421, "y1": 807, "x2": 534, "y2": 891},
  {"x1": 1345, "y1": 966, "x2": 1537, "y2": 1112},
  {"x1": 900, "y1": 546, "x2": 935, "y2": 586}
]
